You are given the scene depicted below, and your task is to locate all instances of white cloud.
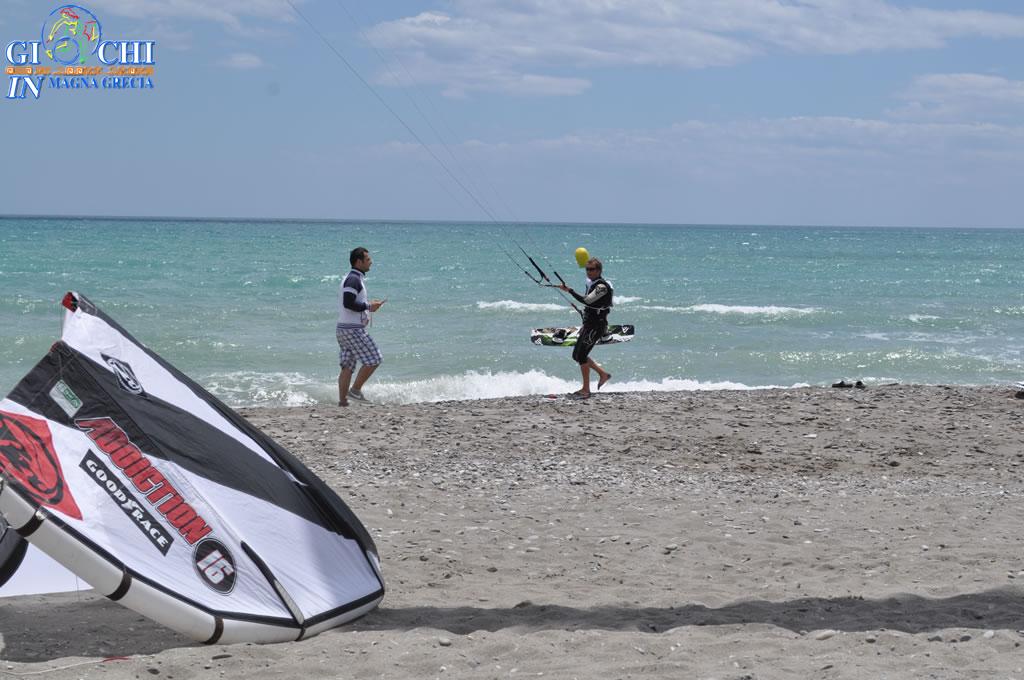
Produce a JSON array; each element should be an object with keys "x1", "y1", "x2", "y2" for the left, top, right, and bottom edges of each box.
[
  {"x1": 367, "y1": 38, "x2": 596, "y2": 97},
  {"x1": 221, "y1": 52, "x2": 264, "y2": 69},
  {"x1": 366, "y1": 0, "x2": 1024, "y2": 96},
  {"x1": 890, "y1": 73, "x2": 1024, "y2": 122},
  {"x1": 438, "y1": 66, "x2": 590, "y2": 98}
]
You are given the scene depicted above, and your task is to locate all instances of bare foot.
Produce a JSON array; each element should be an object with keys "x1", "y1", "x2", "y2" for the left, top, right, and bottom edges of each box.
[
  {"x1": 597, "y1": 373, "x2": 611, "y2": 390},
  {"x1": 338, "y1": 400, "x2": 349, "y2": 407}
]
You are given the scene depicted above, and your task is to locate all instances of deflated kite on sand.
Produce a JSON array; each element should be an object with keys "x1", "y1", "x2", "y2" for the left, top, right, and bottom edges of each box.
[{"x1": 0, "y1": 292, "x2": 384, "y2": 644}]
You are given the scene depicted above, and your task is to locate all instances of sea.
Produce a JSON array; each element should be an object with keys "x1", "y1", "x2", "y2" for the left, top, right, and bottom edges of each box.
[{"x1": 1, "y1": 217, "x2": 1022, "y2": 407}]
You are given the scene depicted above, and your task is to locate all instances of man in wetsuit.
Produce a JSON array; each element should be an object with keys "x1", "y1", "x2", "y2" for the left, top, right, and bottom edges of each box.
[{"x1": 558, "y1": 258, "x2": 612, "y2": 399}]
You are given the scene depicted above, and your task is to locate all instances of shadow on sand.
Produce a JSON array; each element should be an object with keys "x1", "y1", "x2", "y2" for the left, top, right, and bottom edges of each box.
[
  {"x1": 354, "y1": 588, "x2": 1024, "y2": 636},
  {"x1": 2, "y1": 588, "x2": 1022, "y2": 662}
]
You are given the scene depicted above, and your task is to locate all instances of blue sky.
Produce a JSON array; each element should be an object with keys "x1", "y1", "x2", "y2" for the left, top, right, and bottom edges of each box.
[{"x1": 1, "y1": 0, "x2": 1022, "y2": 227}]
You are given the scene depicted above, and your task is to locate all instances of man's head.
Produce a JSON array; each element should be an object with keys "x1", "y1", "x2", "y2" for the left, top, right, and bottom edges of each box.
[
  {"x1": 584, "y1": 258, "x2": 602, "y2": 277},
  {"x1": 350, "y1": 247, "x2": 372, "y2": 272}
]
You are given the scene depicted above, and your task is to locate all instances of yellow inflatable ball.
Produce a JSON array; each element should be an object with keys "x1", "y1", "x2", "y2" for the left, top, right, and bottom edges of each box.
[{"x1": 574, "y1": 247, "x2": 590, "y2": 268}]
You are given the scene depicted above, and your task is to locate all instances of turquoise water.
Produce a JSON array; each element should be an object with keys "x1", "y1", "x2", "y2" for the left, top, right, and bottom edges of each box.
[{"x1": 2, "y1": 217, "x2": 1023, "y2": 406}]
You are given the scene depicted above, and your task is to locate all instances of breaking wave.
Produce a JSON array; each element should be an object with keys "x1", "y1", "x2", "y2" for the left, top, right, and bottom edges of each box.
[
  {"x1": 203, "y1": 370, "x2": 802, "y2": 407},
  {"x1": 687, "y1": 304, "x2": 820, "y2": 315},
  {"x1": 369, "y1": 371, "x2": 800, "y2": 404},
  {"x1": 639, "y1": 304, "x2": 820, "y2": 316},
  {"x1": 477, "y1": 300, "x2": 566, "y2": 312}
]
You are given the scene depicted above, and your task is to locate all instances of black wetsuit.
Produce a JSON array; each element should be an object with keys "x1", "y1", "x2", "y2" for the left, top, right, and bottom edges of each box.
[{"x1": 567, "y1": 277, "x2": 613, "y2": 365}]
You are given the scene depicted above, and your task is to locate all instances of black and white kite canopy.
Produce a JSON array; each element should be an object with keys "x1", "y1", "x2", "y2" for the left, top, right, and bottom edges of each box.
[{"x1": 0, "y1": 292, "x2": 384, "y2": 643}]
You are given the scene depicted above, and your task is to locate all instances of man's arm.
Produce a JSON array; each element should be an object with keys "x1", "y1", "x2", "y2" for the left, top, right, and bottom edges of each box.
[
  {"x1": 560, "y1": 282, "x2": 606, "y2": 307},
  {"x1": 564, "y1": 287, "x2": 587, "y2": 305},
  {"x1": 562, "y1": 281, "x2": 608, "y2": 307}
]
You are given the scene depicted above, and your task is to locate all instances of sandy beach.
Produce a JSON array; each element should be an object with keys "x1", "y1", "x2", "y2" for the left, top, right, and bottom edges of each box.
[{"x1": 3, "y1": 384, "x2": 1024, "y2": 679}]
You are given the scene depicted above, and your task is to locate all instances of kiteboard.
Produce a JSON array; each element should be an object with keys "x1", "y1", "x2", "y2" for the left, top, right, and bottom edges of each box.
[{"x1": 531, "y1": 324, "x2": 635, "y2": 347}]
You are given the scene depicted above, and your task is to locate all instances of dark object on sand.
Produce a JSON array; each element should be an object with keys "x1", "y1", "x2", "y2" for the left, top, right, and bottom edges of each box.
[{"x1": 832, "y1": 380, "x2": 865, "y2": 389}]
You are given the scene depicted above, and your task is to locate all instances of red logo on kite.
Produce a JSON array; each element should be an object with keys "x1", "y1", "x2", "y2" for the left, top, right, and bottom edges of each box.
[{"x1": 0, "y1": 410, "x2": 82, "y2": 520}]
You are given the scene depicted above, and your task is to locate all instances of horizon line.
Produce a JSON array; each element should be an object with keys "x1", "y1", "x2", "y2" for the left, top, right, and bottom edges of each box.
[{"x1": 0, "y1": 213, "x2": 1021, "y2": 230}]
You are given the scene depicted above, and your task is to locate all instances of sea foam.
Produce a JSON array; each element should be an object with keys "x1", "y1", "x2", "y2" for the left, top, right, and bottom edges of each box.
[
  {"x1": 202, "y1": 369, "x2": 800, "y2": 407},
  {"x1": 638, "y1": 304, "x2": 819, "y2": 316},
  {"x1": 367, "y1": 371, "x2": 797, "y2": 405},
  {"x1": 477, "y1": 300, "x2": 566, "y2": 312},
  {"x1": 203, "y1": 371, "x2": 323, "y2": 407},
  {"x1": 687, "y1": 304, "x2": 819, "y2": 315}
]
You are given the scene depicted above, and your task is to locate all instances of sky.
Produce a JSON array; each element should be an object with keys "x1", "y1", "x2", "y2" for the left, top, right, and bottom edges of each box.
[{"x1": 1, "y1": 0, "x2": 1023, "y2": 227}]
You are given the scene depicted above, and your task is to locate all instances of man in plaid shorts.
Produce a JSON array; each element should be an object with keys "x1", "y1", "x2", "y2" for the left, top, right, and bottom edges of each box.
[{"x1": 337, "y1": 247, "x2": 385, "y2": 406}]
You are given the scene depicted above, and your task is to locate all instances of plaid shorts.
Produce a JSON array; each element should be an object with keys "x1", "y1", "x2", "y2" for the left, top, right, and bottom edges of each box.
[{"x1": 336, "y1": 326, "x2": 382, "y2": 369}]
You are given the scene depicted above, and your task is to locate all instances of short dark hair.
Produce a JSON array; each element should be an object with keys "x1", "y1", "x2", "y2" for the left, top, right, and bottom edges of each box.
[{"x1": 350, "y1": 247, "x2": 369, "y2": 266}]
